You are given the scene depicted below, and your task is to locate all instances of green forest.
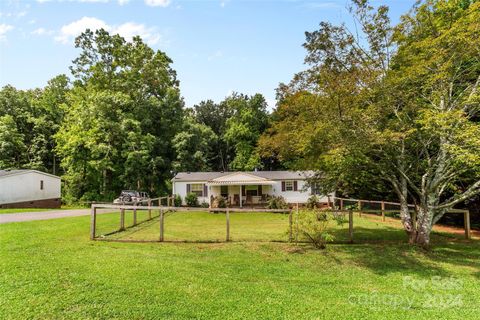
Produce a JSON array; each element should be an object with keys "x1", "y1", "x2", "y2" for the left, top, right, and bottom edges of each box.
[{"x1": 1, "y1": 0, "x2": 479, "y2": 244}]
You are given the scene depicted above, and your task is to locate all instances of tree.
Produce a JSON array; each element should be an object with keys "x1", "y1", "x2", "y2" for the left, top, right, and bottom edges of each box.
[
  {"x1": 259, "y1": 0, "x2": 480, "y2": 247},
  {"x1": 172, "y1": 116, "x2": 217, "y2": 172},
  {"x1": 193, "y1": 99, "x2": 233, "y2": 171},
  {"x1": 0, "y1": 115, "x2": 26, "y2": 169},
  {"x1": 224, "y1": 93, "x2": 269, "y2": 170},
  {"x1": 57, "y1": 29, "x2": 184, "y2": 201}
]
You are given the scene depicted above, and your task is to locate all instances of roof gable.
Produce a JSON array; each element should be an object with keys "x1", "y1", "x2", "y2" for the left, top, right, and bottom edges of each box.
[{"x1": 211, "y1": 172, "x2": 268, "y2": 182}]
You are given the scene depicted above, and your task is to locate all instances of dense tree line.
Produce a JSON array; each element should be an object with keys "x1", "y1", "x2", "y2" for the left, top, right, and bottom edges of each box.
[{"x1": 0, "y1": 29, "x2": 271, "y2": 202}]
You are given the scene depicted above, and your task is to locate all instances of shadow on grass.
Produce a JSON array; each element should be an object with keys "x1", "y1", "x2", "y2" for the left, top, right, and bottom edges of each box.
[{"x1": 319, "y1": 226, "x2": 480, "y2": 278}]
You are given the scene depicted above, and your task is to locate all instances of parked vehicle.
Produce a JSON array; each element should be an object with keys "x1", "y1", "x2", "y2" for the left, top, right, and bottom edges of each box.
[{"x1": 113, "y1": 190, "x2": 149, "y2": 204}]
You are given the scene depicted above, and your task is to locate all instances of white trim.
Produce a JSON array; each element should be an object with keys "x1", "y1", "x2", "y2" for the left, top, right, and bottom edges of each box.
[{"x1": 0, "y1": 170, "x2": 61, "y2": 180}]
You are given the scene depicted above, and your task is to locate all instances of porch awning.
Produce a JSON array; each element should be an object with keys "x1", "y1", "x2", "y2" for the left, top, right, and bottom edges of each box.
[{"x1": 206, "y1": 172, "x2": 276, "y2": 186}]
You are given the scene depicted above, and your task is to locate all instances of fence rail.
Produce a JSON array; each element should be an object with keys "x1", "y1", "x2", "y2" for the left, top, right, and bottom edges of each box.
[{"x1": 90, "y1": 201, "x2": 472, "y2": 243}]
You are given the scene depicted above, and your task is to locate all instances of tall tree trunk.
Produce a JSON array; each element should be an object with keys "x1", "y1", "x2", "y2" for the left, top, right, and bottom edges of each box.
[
  {"x1": 414, "y1": 205, "x2": 432, "y2": 248},
  {"x1": 397, "y1": 175, "x2": 417, "y2": 244}
]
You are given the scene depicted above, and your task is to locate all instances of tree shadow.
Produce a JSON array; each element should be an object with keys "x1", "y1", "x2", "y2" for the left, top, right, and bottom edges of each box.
[{"x1": 311, "y1": 226, "x2": 480, "y2": 278}]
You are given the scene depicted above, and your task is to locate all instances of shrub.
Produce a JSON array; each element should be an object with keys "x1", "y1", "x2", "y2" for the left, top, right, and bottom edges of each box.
[
  {"x1": 211, "y1": 196, "x2": 226, "y2": 208},
  {"x1": 306, "y1": 195, "x2": 319, "y2": 209},
  {"x1": 200, "y1": 201, "x2": 209, "y2": 208},
  {"x1": 185, "y1": 193, "x2": 199, "y2": 207},
  {"x1": 295, "y1": 209, "x2": 335, "y2": 249},
  {"x1": 267, "y1": 196, "x2": 288, "y2": 209},
  {"x1": 174, "y1": 194, "x2": 182, "y2": 207}
]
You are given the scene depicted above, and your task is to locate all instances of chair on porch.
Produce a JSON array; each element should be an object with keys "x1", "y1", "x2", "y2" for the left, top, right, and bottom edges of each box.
[
  {"x1": 233, "y1": 194, "x2": 240, "y2": 206},
  {"x1": 246, "y1": 195, "x2": 252, "y2": 206}
]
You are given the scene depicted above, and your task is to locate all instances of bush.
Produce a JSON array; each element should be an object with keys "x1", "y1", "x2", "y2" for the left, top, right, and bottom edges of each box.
[
  {"x1": 306, "y1": 195, "x2": 319, "y2": 209},
  {"x1": 211, "y1": 196, "x2": 226, "y2": 208},
  {"x1": 295, "y1": 209, "x2": 333, "y2": 249},
  {"x1": 200, "y1": 201, "x2": 209, "y2": 208},
  {"x1": 174, "y1": 194, "x2": 182, "y2": 207},
  {"x1": 185, "y1": 193, "x2": 199, "y2": 207},
  {"x1": 267, "y1": 196, "x2": 288, "y2": 209}
]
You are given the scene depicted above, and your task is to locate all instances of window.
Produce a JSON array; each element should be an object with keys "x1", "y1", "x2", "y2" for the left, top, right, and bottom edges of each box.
[
  {"x1": 311, "y1": 182, "x2": 321, "y2": 195},
  {"x1": 220, "y1": 185, "x2": 228, "y2": 197},
  {"x1": 246, "y1": 185, "x2": 258, "y2": 196},
  {"x1": 285, "y1": 181, "x2": 294, "y2": 191},
  {"x1": 40, "y1": 180, "x2": 44, "y2": 190},
  {"x1": 191, "y1": 184, "x2": 204, "y2": 197}
]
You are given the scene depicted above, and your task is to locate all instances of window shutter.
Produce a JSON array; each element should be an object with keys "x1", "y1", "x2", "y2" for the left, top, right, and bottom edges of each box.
[
  {"x1": 293, "y1": 181, "x2": 298, "y2": 191},
  {"x1": 281, "y1": 181, "x2": 286, "y2": 192},
  {"x1": 186, "y1": 184, "x2": 191, "y2": 194},
  {"x1": 258, "y1": 185, "x2": 262, "y2": 195},
  {"x1": 203, "y1": 184, "x2": 208, "y2": 197},
  {"x1": 310, "y1": 183, "x2": 315, "y2": 195},
  {"x1": 242, "y1": 185, "x2": 246, "y2": 195}
]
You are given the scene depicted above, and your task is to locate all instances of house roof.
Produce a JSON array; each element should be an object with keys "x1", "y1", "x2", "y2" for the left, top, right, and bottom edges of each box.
[
  {"x1": 0, "y1": 169, "x2": 61, "y2": 180},
  {"x1": 172, "y1": 170, "x2": 315, "y2": 182}
]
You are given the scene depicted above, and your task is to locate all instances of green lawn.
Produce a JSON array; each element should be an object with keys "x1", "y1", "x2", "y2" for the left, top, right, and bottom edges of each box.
[{"x1": 1, "y1": 211, "x2": 479, "y2": 319}]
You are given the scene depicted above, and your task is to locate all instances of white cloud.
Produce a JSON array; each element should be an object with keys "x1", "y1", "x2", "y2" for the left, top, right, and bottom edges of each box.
[
  {"x1": 145, "y1": 0, "x2": 171, "y2": 7},
  {"x1": 114, "y1": 22, "x2": 161, "y2": 45},
  {"x1": 31, "y1": 27, "x2": 54, "y2": 36},
  {"x1": 54, "y1": 17, "x2": 163, "y2": 46},
  {"x1": 118, "y1": 0, "x2": 130, "y2": 5},
  {"x1": 54, "y1": 17, "x2": 108, "y2": 44},
  {"x1": 0, "y1": 24, "x2": 14, "y2": 41}
]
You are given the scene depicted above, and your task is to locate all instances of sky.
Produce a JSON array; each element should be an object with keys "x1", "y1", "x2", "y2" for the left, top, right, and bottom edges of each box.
[{"x1": 0, "y1": 0, "x2": 416, "y2": 109}]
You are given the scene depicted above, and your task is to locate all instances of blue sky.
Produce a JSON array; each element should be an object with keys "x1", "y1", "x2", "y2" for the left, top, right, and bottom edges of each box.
[{"x1": 0, "y1": 0, "x2": 415, "y2": 109}]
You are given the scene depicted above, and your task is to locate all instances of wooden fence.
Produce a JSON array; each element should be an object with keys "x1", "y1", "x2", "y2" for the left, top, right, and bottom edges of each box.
[
  {"x1": 329, "y1": 196, "x2": 471, "y2": 240},
  {"x1": 90, "y1": 198, "x2": 472, "y2": 243}
]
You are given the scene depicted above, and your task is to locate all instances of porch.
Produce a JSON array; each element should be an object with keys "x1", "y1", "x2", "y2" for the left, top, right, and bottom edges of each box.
[{"x1": 206, "y1": 172, "x2": 276, "y2": 208}]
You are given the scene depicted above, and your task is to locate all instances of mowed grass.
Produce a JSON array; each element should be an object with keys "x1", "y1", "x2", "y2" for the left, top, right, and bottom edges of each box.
[{"x1": 0, "y1": 212, "x2": 479, "y2": 319}]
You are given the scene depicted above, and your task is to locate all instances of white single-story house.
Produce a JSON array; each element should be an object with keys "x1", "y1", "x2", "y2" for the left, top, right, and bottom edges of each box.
[
  {"x1": 172, "y1": 171, "x2": 334, "y2": 207},
  {"x1": 0, "y1": 170, "x2": 61, "y2": 208}
]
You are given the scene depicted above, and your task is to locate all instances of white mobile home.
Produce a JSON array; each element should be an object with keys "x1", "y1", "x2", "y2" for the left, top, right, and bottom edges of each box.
[
  {"x1": 172, "y1": 171, "x2": 333, "y2": 207},
  {"x1": 0, "y1": 170, "x2": 61, "y2": 208}
]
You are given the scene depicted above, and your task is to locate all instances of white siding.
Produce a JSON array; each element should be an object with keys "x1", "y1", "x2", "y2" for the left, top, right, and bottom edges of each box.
[
  {"x1": 174, "y1": 181, "x2": 209, "y2": 205},
  {"x1": 0, "y1": 172, "x2": 61, "y2": 205},
  {"x1": 173, "y1": 179, "x2": 334, "y2": 205}
]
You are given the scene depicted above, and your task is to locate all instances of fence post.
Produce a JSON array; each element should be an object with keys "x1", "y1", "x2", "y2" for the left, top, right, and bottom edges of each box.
[
  {"x1": 159, "y1": 209, "x2": 164, "y2": 242},
  {"x1": 357, "y1": 201, "x2": 362, "y2": 217},
  {"x1": 133, "y1": 204, "x2": 137, "y2": 226},
  {"x1": 340, "y1": 199, "x2": 344, "y2": 210},
  {"x1": 288, "y1": 209, "x2": 293, "y2": 243},
  {"x1": 90, "y1": 205, "x2": 96, "y2": 240},
  {"x1": 349, "y1": 210, "x2": 354, "y2": 243},
  {"x1": 120, "y1": 208, "x2": 125, "y2": 231},
  {"x1": 464, "y1": 210, "x2": 471, "y2": 240},
  {"x1": 381, "y1": 201, "x2": 385, "y2": 222},
  {"x1": 295, "y1": 203, "x2": 299, "y2": 243},
  {"x1": 148, "y1": 199, "x2": 152, "y2": 219},
  {"x1": 226, "y1": 208, "x2": 230, "y2": 242}
]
